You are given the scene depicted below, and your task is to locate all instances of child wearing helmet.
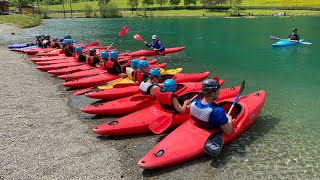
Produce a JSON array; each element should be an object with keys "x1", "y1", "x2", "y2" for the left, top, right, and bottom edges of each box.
[
  {"x1": 139, "y1": 68, "x2": 161, "y2": 96},
  {"x1": 50, "y1": 38, "x2": 61, "y2": 48},
  {"x1": 86, "y1": 48, "x2": 100, "y2": 67},
  {"x1": 105, "y1": 51, "x2": 126, "y2": 77},
  {"x1": 99, "y1": 51, "x2": 109, "y2": 70},
  {"x1": 33, "y1": 34, "x2": 43, "y2": 47},
  {"x1": 189, "y1": 79, "x2": 233, "y2": 136},
  {"x1": 62, "y1": 39, "x2": 74, "y2": 57},
  {"x1": 42, "y1": 34, "x2": 51, "y2": 48},
  {"x1": 125, "y1": 59, "x2": 139, "y2": 80},
  {"x1": 135, "y1": 60, "x2": 150, "y2": 82},
  {"x1": 155, "y1": 79, "x2": 191, "y2": 114},
  {"x1": 74, "y1": 46, "x2": 86, "y2": 63}
]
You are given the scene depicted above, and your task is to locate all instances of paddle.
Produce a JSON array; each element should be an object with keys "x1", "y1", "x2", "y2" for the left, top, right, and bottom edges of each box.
[
  {"x1": 134, "y1": 34, "x2": 166, "y2": 56},
  {"x1": 270, "y1": 36, "x2": 312, "y2": 45},
  {"x1": 106, "y1": 25, "x2": 129, "y2": 51},
  {"x1": 72, "y1": 76, "x2": 128, "y2": 96},
  {"x1": 149, "y1": 92, "x2": 201, "y2": 134},
  {"x1": 203, "y1": 80, "x2": 245, "y2": 157}
]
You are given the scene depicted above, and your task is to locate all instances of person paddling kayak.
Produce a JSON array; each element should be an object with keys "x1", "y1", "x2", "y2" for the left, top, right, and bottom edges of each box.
[
  {"x1": 288, "y1": 28, "x2": 300, "y2": 42},
  {"x1": 144, "y1": 35, "x2": 165, "y2": 53},
  {"x1": 189, "y1": 79, "x2": 233, "y2": 135},
  {"x1": 155, "y1": 79, "x2": 191, "y2": 114},
  {"x1": 139, "y1": 68, "x2": 161, "y2": 97}
]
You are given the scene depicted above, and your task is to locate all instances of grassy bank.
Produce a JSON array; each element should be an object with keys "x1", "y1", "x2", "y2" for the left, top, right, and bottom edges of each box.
[{"x1": 0, "y1": 14, "x2": 42, "y2": 28}]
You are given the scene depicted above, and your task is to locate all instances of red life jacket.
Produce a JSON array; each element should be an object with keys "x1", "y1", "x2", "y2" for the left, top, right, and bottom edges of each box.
[
  {"x1": 105, "y1": 61, "x2": 117, "y2": 74},
  {"x1": 74, "y1": 54, "x2": 79, "y2": 60},
  {"x1": 155, "y1": 89, "x2": 176, "y2": 112},
  {"x1": 72, "y1": 52, "x2": 77, "y2": 58},
  {"x1": 88, "y1": 56, "x2": 94, "y2": 64},
  {"x1": 50, "y1": 42, "x2": 55, "y2": 48},
  {"x1": 135, "y1": 71, "x2": 147, "y2": 83},
  {"x1": 99, "y1": 60, "x2": 107, "y2": 70}
]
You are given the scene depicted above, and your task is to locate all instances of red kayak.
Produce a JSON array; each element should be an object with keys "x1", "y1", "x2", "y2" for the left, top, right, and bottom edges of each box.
[
  {"x1": 49, "y1": 60, "x2": 162, "y2": 76},
  {"x1": 137, "y1": 90, "x2": 266, "y2": 169},
  {"x1": 92, "y1": 85, "x2": 240, "y2": 136},
  {"x1": 35, "y1": 57, "x2": 76, "y2": 65},
  {"x1": 36, "y1": 61, "x2": 81, "y2": 71},
  {"x1": 30, "y1": 54, "x2": 69, "y2": 62},
  {"x1": 82, "y1": 80, "x2": 229, "y2": 115},
  {"x1": 127, "y1": 47, "x2": 185, "y2": 57},
  {"x1": 22, "y1": 48, "x2": 56, "y2": 55},
  {"x1": 63, "y1": 63, "x2": 168, "y2": 89},
  {"x1": 85, "y1": 72, "x2": 210, "y2": 100},
  {"x1": 58, "y1": 59, "x2": 157, "y2": 80}
]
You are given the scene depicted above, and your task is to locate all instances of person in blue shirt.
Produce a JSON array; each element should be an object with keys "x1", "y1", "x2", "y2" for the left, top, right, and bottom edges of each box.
[
  {"x1": 189, "y1": 79, "x2": 233, "y2": 136},
  {"x1": 288, "y1": 28, "x2": 300, "y2": 42},
  {"x1": 144, "y1": 35, "x2": 165, "y2": 52}
]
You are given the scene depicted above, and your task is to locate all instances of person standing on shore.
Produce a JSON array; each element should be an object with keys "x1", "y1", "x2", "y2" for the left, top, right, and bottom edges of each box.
[{"x1": 144, "y1": 35, "x2": 165, "y2": 53}]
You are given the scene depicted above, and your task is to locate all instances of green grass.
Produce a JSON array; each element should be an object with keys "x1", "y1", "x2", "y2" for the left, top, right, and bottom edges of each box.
[
  {"x1": 0, "y1": 14, "x2": 42, "y2": 28},
  {"x1": 241, "y1": 0, "x2": 320, "y2": 7}
]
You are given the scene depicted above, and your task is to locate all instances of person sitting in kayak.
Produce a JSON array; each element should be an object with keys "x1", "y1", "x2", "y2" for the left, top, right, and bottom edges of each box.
[
  {"x1": 125, "y1": 59, "x2": 139, "y2": 80},
  {"x1": 155, "y1": 79, "x2": 191, "y2": 114},
  {"x1": 74, "y1": 46, "x2": 86, "y2": 63},
  {"x1": 86, "y1": 48, "x2": 100, "y2": 67},
  {"x1": 105, "y1": 51, "x2": 127, "y2": 77},
  {"x1": 288, "y1": 28, "x2": 300, "y2": 42},
  {"x1": 144, "y1": 35, "x2": 165, "y2": 53},
  {"x1": 189, "y1": 79, "x2": 233, "y2": 135},
  {"x1": 99, "y1": 51, "x2": 109, "y2": 69},
  {"x1": 50, "y1": 38, "x2": 61, "y2": 48},
  {"x1": 33, "y1": 34, "x2": 43, "y2": 47},
  {"x1": 42, "y1": 34, "x2": 51, "y2": 48},
  {"x1": 62, "y1": 39, "x2": 74, "y2": 57},
  {"x1": 139, "y1": 68, "x2": 161, "y2": 96},
  {"x1": 135, "y1": 60, "x2": 150, "y2": 82},
  {"x1": 60, "y1": 34, "x2": 72, "y2": 42}
]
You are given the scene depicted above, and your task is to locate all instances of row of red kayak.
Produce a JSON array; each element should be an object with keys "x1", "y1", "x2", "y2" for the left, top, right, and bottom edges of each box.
[{"x1": 13, "y1": 42, "x2": 266, "y2": 170}]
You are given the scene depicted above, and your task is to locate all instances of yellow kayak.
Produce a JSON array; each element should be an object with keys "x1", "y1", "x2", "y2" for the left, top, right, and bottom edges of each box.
[{"x1": 97, "y1": 68, "x2": 183, "y2": 90}]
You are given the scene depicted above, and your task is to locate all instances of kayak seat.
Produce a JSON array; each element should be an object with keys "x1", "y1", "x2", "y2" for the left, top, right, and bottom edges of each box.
[
  {"x1": 220, "y1": 102, "x2": 242, "y2": 119},
  {"x1": 158, "y1": 75, "x2": 174, "y2": 83}
]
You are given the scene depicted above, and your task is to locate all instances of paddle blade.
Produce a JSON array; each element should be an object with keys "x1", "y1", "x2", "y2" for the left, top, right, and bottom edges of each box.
[
  {"x1": 300, "y1": 42, "x2": 312, "y2": 45},
  {"x1": 119, "y1": 25, "x2": 129, "y2": 37},
  {"x1": 149, "y1": 115, "x2": 173, "y2": 134},
  {"x1": 270, "y1": 36, "x2": 280, "y2": 40},
  {"x1": 203, "y1": 133, "x2": 224, "y2": 156},
  {"x1": 134, "y1": 34, "x2": 143, "y2": 41},
  {"x1": 239, "y1": 80, "x2": 245, "y2": 94}
]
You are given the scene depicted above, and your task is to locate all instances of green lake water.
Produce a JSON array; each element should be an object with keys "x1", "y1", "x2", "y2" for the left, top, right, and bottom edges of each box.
[{"x1": 4, "y1": 16, "x2": 320, "y2": 178}]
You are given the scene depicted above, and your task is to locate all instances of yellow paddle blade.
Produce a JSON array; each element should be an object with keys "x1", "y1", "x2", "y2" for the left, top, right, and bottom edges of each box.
[
  {"x1": 160, "y1": 68, "x2": 183, "y2": 75},
  {"x1": 97, "y1": 77, "x2": 135, "y2": 90}
]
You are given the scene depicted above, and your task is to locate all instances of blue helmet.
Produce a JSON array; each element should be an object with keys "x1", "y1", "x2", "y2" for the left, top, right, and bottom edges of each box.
[
  {"x1": 36, "y1": 34, "x2": 42, "y2": 38},
  {"x1": 137, "y1": 60, "x2": 149, "y2": 69},
  {"x1": 110, "y1": 51, "x2": 118, "y2": 59},
  {"x1": 75, "y1": 46, "x2": 82, "y2": 53},
  {"x1": 149, "y1": 68, "x2": 161, "y2": 78},
  {"x1": 163, "y1": 79, "x2": 177, "y2": 92},
  {"x1": 130, "y1": 59, "x2": 139, "y2": 68},
  {"x1": 100, "y1": 51, "x2": 109, "y2": 59},
  {"x1": 63, "y1": 39, "x2": 73, "y2": 45}
]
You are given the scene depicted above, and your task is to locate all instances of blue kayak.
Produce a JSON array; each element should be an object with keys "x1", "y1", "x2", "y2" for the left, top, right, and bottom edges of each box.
[
  {"x1": 7, "y1": 44, "x2": 29, "y2": 49},
  {"x1": 272, "y1": 39, "x2": 304, "y2": 47},
  {"x1": 10, "y1": 45, "x2": 39, "y2": 51}
]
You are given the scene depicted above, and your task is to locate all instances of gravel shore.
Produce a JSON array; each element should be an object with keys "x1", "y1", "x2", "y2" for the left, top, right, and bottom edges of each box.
[{"x1": 0, "y1": 24, "x2": 134, "y2": 180}]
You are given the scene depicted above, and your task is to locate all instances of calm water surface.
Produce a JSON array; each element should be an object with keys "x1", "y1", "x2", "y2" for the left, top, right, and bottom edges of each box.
[{"x1": 4, "y1": 16, "x2": 320, "y2": 179}]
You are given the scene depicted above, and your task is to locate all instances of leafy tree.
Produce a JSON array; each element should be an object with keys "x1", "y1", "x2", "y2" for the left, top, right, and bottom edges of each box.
[
  {"x1": 142, "y1": 0, "x2": 154, "y2": 8},
  {"x1": 184, "y1": 0, "x2": 197, "y2": 7},
  {"x1": 127, "y1": 0, "x2": 139, "y2": 14},
  {"x1": 169, "y1": 0, "x2": 180, "y2": 6},
  {"x1": 156, "y1": 0, "x2": 168, "y2": 7},
  {"x1": 201, "y1": 0, "x2": 226, "y2": 7},
  {"x1": 98, "y1": 0, "x2": 111, "y2": 17}
]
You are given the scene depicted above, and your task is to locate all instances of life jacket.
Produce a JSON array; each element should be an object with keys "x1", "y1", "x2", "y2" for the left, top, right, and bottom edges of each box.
[
  {"x1": 190, "y1": 100, "x2": 220, "y2": 128},
  {"x1": 105, "y1": 61, "x2": 118, "y2": 74},
  {"x1": 50, "y1": 42, "x2": 55, "y2": 48},
  {"x1": 135, "y1": 71, "x2": 147, "y2": 83},
  {"x1": 139, "y1": 81, "x2": 157, "y2": 95},
  {"x1": 74, "y1": 54, "x2": 79, "y2": 61},
  {"x1": 125, "y1": 67, "x2": 135, "y2": 80},
  {"x1": 77, "y1": 54, "x2": 86, "y2": 63},
  {"x1": 72, "y1": 51, "x2": 77, "y2": 58},
  {"x1": 155, "y1": 89, "x2": 176, "y2": 112},
  {"x1": 99, "y1": 60, "x2": 105, "y2": 70},
  {"x1": 88, "y1": 56, "x2": 95, "y2": 64}
]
